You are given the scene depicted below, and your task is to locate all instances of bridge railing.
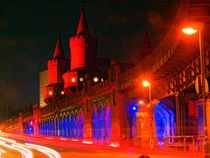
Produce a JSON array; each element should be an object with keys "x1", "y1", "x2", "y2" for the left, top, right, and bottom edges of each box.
[{"x1": 164, "y1": 135, "x2": 206, "y2": 151}]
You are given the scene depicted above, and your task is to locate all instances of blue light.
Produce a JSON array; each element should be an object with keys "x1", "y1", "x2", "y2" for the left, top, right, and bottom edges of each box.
[
  {"x1": 132, "y1": 106, "x2": 137, "y2": 111},
  {"x1": 129, "y1": 104, "x2": 138, "y2": 113}
]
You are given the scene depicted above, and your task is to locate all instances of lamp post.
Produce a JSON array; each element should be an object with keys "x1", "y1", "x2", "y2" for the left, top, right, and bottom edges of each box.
[
  {"x1": 182, "y1": 25, "x2": 209, "y2": 156},
  {"x1": 142, "y1": 80, "x2": 155, "y2": 149}
]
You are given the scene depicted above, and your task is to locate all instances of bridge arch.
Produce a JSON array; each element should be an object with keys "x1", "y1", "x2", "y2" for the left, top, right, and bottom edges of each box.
[{"x1": 154, "y1": 102, "x2": 175, "y2": 146}]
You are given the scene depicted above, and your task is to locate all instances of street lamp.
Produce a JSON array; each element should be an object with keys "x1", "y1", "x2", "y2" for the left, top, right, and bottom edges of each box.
[
  {"x1": 142, "y1": 80, "x2": 155, "y2": 149},
  {"x1": 182, "y1": 25, "x2": 208, "y2": 152}
]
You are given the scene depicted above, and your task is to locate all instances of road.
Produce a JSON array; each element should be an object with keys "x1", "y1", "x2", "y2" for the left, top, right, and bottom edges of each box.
[{"x1": 0, "y1": 132, "x2": 203, "y2": 158}]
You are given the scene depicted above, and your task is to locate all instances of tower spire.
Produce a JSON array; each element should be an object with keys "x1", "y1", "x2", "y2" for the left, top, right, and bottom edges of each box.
[
  {"x1": 76, "y1": 6, "x2": 90, "y2": 36},
  {"x1": 140, "y1": 29, "x2": 153, "y2": 60},
  {"x1": 53, "y1": 33, "x2": 65, "y2": 59}
]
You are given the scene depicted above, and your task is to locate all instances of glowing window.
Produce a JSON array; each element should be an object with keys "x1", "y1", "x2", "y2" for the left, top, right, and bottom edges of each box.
[
  {"x1": 71, "y1": 77, "x2": 76, "y2": 83},
  {"x1": 49, "y1": 91, "x2": 53, "y2": 96}
]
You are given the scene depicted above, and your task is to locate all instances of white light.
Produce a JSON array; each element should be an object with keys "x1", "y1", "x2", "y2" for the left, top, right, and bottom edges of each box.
[
  {"x1": 71, "y1": 77, "x2": 76, "y2": 83},
  {"x1": 142, "y1": 80, "x2": 150, "y2": 87},
  {"x1": 93, "y1": 77, "x2": 99, "y2": 83},
  {"x1": 139, "y1": 100, "x2": 144, "y2": 104},
  {"x1": 82, "y1": 140, "x2": 93, "y2": 144},
  {"x1": 182, "y1": 27, "x2": 197, "y2": 35},
  {"x1": 109, "y1": 142, "x2": 120, "y2": 147},
  {"x1": 49, "y1": 91, "x2": 53, "y2": 96}
]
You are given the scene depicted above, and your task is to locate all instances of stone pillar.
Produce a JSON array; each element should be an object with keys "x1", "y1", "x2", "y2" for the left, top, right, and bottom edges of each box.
[
  {"x1": 83, "y1": 98, "x2": 92, "y2": 142},
  {"x1": 205, "y1": 98, "x2": 210, "y2": 158},
  {"x1": 33, "y1": 104, "x2": 39, "y2": 136},
  {"x1": 175, "y1": 92, "x2": 185, "y2": 136}
]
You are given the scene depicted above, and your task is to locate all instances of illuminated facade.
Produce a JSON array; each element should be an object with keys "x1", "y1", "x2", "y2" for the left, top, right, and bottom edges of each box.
[
  {"x1": 1, "y1": 1, "x2": 210, "y2": 151},
  {"x1": 39, "y1": 70, "x2": 48, "y2": 108}
]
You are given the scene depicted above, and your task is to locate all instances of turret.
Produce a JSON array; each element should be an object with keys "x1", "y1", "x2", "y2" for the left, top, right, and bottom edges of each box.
[
  {"x1": 48, "y1": 34, "x2": 67, "y2": 84},
  {"x1": 44, "y1": 34, "x2": 69, "y2": 102},
  {"x1": 69, "y1": 7, "x2": 98, "y2": 70}
]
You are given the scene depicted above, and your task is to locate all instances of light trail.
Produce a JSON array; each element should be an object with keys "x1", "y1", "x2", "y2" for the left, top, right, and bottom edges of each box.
[
  {"x1": 0, "y1": 148, "x2": 6, "y2": 158},
  {"x1": 0, "y1": 140, "x2": 33, "y2": 158},
  {"x1": 0, "y1": 135, "x2": 61, "y2": 158},
  {"x1": 25, "y1": 143, "x2": 61, "y2": 158}
]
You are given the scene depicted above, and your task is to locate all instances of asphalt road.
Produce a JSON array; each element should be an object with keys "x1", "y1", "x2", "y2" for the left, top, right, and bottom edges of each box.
[{"x1": 0, "y1": 132, "x2": 203, "y2": 158}]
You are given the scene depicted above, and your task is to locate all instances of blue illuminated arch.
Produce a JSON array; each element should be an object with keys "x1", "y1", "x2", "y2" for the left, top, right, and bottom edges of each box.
[
  {"x1": 79, "y1": 112, "x2": 84, "y2": 139},
  {"x1": 99, "y1": 105, "x2": 105, "y2": 140},
  {"x1": 105, "y1": 106, "x2": 111, "y2": 140},
  {"x1": 128, "y1": 103, "x2": 137, "y2": 138},
  {"x1": 59, "y1": 117, "x2": 63, "y2": 137},
  {"x1": 154, "y1": 103, "x2": 175, "y2": 145},
  {"x1": 63, "y1": 115, "x2": 67, "y2": 137},
  {"x1": 55, "y1": 117, "x2": 59, "y2": 136},
  {"x1": 67, "y1": 115, "x2": 71, "y2": 137},
  {"x1": 71, "y1": 114, "x2": 75, "y2": 138},
  {"x1": 75, "y1": 113, "x2": 79, "y2": 138},
  {"x1": 92, "y1": 107, "x2": 98, "y2": 140}
]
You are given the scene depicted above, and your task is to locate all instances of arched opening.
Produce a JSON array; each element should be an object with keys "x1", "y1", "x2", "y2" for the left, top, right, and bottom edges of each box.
[
  {"x1": 75, "y1": 114, "x2": 79, "y2": 138},
  {"x1": 92, "y1": 107, "x2": 98, "y2": 140},
  {"x1": 99, "y1": 105, "x2": 105, "y2": 140},
  {"x1": 154, "y1": 103, "x2": 175, "y2": 146},
  {"x1": 79, "y1": 112, "x2": 84, "y2": 139},
  {"x1": 51, "y1": 119, "x2": 54, "y2": 136},
  {"x1": 59, "y1": 117, "x2": 63, "y2": 137},
  {"x1": 128, "y1": 103, "x2": 138, "y2": 139},
  {"x1": 71, "y1": 114, "x2": 75, "y2": 138},
  {"x1": 67, "y1": 115, "x2": 71, "y2": 137},
  {"x1": 63, "y1": 115, "x2": 67, "y2": 137},
  {"x1": 105, "y1": 106, "x2": 111, "y2": 140},
  {"x1": 55, "y1": 117, "x2": 59, "y2": 136}
]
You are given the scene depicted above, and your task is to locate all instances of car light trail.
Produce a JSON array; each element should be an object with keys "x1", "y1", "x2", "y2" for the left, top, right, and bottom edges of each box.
[
  {"x1": 25, "y1": 143, "x2": 61, "y2": 158},
  {"x1": 0, "y1": 140, "x2": 33, "y2": 158}
]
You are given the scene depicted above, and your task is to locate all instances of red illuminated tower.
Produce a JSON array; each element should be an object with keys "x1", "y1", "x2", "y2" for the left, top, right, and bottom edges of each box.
[
  {"x1": 63, "y1": 7, "x2": 104, "y2": 95},
  {"x1": 70, "y1": 7, "x2": 98, "y2": 70},
  {"x1": 44, "y1": 34, "x2": 68, "y2": 101}
]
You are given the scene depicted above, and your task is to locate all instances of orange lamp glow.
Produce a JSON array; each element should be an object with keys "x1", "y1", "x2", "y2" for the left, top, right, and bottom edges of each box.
[
  {"x1": 182, "y1": 27, "x2": 197, "y2": 35},
  {"x1": 138, "y1": 100, "x2": 144, "y2": 105},
  {"x1": 61, "y1": 91, "x2": 64, "y2": 95},
  {"x1": 142, "y1": 80, "x2": 150, "y2": 87}
]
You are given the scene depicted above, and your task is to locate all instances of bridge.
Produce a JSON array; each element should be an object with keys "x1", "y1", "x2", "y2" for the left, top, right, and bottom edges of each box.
[{"x1": 0, "y1": 0, "x2": 210, "y2": 158}]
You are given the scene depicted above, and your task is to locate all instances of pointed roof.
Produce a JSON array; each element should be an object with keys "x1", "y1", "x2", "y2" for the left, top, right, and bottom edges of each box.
[
  {"x1": 140, "y1": 29, "x2": 153, "y2": 59},
  {"x1": 53, "y1": 34, "x2": 65, "y2": 59},
  {"x1": 76, "y1": 6, "x2": 90, "y2": 36}
]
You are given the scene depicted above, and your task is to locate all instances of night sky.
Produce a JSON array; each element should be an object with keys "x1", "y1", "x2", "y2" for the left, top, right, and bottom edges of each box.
[{"x1": 0, "y1": 0, "x2": 179, "y2": 120}]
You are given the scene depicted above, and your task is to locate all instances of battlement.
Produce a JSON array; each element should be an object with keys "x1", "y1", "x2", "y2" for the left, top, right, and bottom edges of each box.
[{"x1": 70, "y1": 35, "x2": 97, "y2": 46}]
